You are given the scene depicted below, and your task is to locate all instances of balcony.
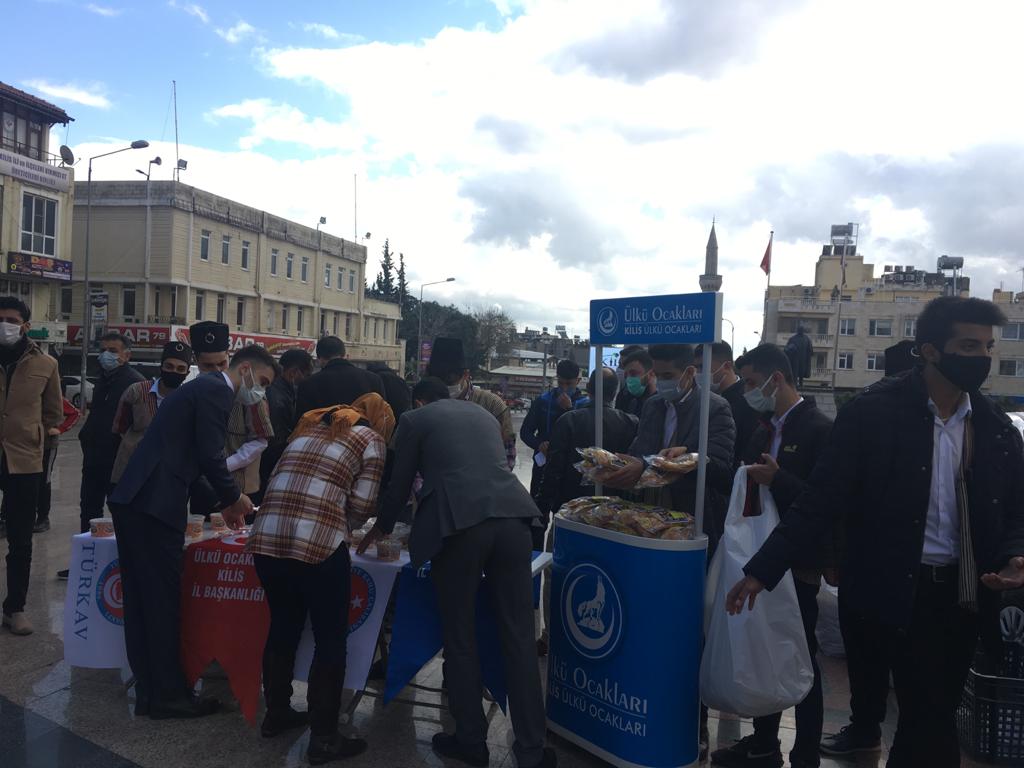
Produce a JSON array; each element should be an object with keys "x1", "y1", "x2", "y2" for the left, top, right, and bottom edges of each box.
[
  {"x1": 0, "y1": 139, "x2": 66, "y2": 166},
  {"x1": 774, "y1": 333, "x2": 834, "y2": 348},
  {"x1": 777, "y1": 299, "x2": 837, "y2": 314}
]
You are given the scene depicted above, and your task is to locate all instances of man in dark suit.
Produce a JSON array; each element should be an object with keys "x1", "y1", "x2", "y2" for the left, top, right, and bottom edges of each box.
[
  {"x1": 729, "y1": 297, "x2": 1024, "y2": 767},
  {"x1": 296, "y1": 336, "x2": 384, "y2": 416},
  {"x1": 359, "y1": 378, "x2": 555, "y2": 768},
  {"x1": 77, "y1": 331, "x2": 144, "y2": 531},
  {"x1": 257, "y1": 348, "x2": 314, "y2": 501},
  {"x1": 711, "y1": 344, "x2": 834, "y2": 768},
  {"x1": 695, "y1": 342, "x2": 758, "y2": 470},
  {"x1": 109, "y1": 345, "x2": 277, "y2": 720},
  {"x1": 366, "y1": 360, "x2": 411, "y2": 422}
]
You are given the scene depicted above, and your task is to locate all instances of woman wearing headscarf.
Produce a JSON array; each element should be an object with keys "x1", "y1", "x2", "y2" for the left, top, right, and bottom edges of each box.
[{"x1": 246, "y1": 393, "x2": 394, "y2": 765}]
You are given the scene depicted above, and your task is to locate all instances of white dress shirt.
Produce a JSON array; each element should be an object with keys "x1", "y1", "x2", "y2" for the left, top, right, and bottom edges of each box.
[
  {"x1": 922, "y1": 394, "x2": 972, "y2": 565},
  {"x1": 769, "y1": 397, "x2": 804, "y2": 460},
  {"x1": 149, "y1": 378, "x2": 167, "y2": 407},
  {"x1": 662, "y1": 386, "x2": 694, "y2": 449}
]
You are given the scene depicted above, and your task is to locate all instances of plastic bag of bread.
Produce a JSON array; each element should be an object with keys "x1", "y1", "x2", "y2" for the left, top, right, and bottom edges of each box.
[
  {"x1": 574, "y1": 447, "x2": 628, "y2": 485},
  {"x1": 556, "y1": 497, "x2": 695, "y2": 541},
  {"x1": 648, "y1": 452, "x2": 699, "y2": 473}
]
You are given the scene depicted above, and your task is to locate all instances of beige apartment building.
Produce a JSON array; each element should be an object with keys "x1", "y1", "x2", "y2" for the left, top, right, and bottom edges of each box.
[
  {"x1": 764, "y1": 224, "x2": 1024, "y2": 399},
  {"x1": 60, "y1": 180, "x2": 403, "y2": 371},
  {"x1": 0, "y1": 82, "x2": 75, "y2": 349}
]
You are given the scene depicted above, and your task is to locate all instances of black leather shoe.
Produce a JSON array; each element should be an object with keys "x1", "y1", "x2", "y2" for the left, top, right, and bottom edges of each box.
[
  {"x1": 431, "y1": 733, "x2": 489, "y2": 767},
  {"x1": 33, "y1": 519, "x2": 50, "y2": 533},
  {"x1": 307, "y1": 733, "x2": 367, "y2": 765},
  {"x1": 261, "y1": 707, "x2": 308, "y2": 738},
  {"x1": 149, "y1": 695, "x2": 220, "y2": 720}
]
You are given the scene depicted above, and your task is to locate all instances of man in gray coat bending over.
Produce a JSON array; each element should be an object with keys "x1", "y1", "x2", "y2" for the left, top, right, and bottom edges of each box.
[{"x1": 360, "y1": 377, "x2": 555, "y2": 768}]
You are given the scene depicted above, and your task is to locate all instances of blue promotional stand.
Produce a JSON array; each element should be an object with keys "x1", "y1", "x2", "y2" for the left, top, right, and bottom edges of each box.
[
  {"x1": 546, "y1": 290, "x2": 721, "y2": 767},
  {"x1": 547, "y1": 519, "x2": 708, "y2": 768}
]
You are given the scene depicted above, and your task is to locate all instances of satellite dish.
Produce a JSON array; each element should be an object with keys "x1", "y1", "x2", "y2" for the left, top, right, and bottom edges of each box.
[{"x1": 59, "y1": 145, "x2": 75, "y2": 166}]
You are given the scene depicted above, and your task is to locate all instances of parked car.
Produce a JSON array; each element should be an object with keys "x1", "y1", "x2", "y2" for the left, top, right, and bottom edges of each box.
[{"x1": 61, "y1": 376, "x2": 95, "y2": 408}]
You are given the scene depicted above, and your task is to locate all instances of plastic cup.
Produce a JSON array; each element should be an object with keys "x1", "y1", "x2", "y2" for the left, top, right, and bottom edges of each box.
[
  {"x1": 186, "y1": 514, "x2": 205, "y2": 540},
  {"x1": 210, "y1": 512, "x2": 228, "y2": 535}
]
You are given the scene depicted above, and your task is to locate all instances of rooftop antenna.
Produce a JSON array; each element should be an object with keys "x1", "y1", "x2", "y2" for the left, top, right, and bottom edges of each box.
[
  {"x1": 353, "y1": 173, "x2": 357, "y2": 243},
  {"x1": 173, "y1": 80, "x2": 180, "y2": 181}
]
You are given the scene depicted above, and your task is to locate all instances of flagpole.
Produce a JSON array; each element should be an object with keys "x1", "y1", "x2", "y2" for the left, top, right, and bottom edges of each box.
[{"x1": 761, "y1": 231, "x2": 773, "y2": 342}]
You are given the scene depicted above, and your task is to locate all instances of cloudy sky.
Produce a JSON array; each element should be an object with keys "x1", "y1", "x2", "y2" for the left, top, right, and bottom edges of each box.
[{"x1": 8, "y1": 0, "x2": 1024, "y2": 351}]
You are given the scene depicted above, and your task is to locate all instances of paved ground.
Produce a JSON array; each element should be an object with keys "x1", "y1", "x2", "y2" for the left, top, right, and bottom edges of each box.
[{"x1": 0, "y1": 415, "x2": 989, "y2": 767}]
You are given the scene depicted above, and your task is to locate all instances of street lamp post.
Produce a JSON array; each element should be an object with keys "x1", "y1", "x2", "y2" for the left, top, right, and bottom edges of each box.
[
  {"x1": 721, "y1": 317, "x2": 735, "y2": 350},
  {"x1": 136, "y1": 157, "x2": 161, "y2": 321},
  {"x1": 79, "y1": 140, "x2": 149, "y2": 415},
  {"x1": 417, "y1": 278, "x2": 455, "y2": 378}
]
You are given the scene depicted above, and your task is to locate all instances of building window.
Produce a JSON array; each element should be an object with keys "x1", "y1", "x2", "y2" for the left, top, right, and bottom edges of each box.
[
  {"x1": 324, "y1": 264, "x2": 331, "y2": 287},
  {"x1": 349, "y1": 269, "x2": 356, "y2": 293},
  {"x1": 236, "y1": 298, "x2": 245, "y2": 327},
  {"x1": 364, "y1": 317, "x2": 369, "y2": 339},
  {"x1": 170, "y1": 287, "x2": 178, "y2": 320},
  {"x1": 281, "y1": 305, "x2": 289, "y2": 331},
  {"x1": 866, "y1": 352, "x2": 884, "y2": 371},
  {"x1": 241, "y1": 241, "x2": 250, "y2": 270},
  {"x1": 869, "y1": 319, "x2": 893, "y2": 337},
  {"x1": 221, "y1": 235, "x2": 231, "y2": 265},
  {"x1": 60, "y1": 286, "x2": 72, "y2": 317},
  {"x1": 999, "y1": 359, "x2": 1024, "y2": 377},
  {"x1": 345, "y1": 314, "x2": 352, "y2": 339},
  {"x1": 286, "y1": 253, "x2": 294, "y2": 280},
  {"x1": 270, "y1": 249, "x2": 279, "y2": 276},
  {"x1": 320, "y1": 311, "x2": 327, "y2": 335},
  {"x1": 153, "y1": 286, "x2": 161, "y2": 319},
  {"x1": 296, "y1": 307, "x2": 304, "y2": 333},
  {"x1": 373, "y1": 318, "x2": 378, "y2": 340},
  {"x1": 1002, "y1": 323, "x2": 1023, "y2": 341},
  {"x1": 333, "y1": 312, "x2": 340, "y2": 336},
  {"x1": 195, "y1": 291, "x2": 205, "y2": 321},
  {"x1": 21, "y1": 193, "x2": 57, "y2": 256},
  {"x1": 839, "y1": 318, "x2": 856, "y2": 336},
  {"x1": 301, "y1": 255, "x2": 309, "y2": 283},
  {"x1": 216, "y1": 293, "x2": 226, "y2": 324},
  {"x1": 838, "y1": 352, "x2": 854, "y2": 370},
  {"x1": 904, "y1": 318, "x2": 918, "y2": 338},
  {"x1": 337, "y1": 266, "x2": 344, "y2": 290},
  {"x1": 122, "y1": 285, "x2": 136, "y2": 319},
  {"x1": 200, "y1": 230, "x2": 210, "y2": 261}
]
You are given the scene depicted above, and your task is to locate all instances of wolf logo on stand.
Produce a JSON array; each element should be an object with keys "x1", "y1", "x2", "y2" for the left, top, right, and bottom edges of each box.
[{"x1": 576, "y1": 577, "x2": 606, "y2": 632}]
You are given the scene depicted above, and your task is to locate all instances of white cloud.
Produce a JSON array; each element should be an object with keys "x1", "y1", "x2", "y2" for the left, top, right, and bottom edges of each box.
[
  {"x1": 302, "y1": 22, "x2": 338, "y2": 39},
  {"x1": 168, "y1": 1, "x2": 208, "y2": 24},
  {"x1": 75, "y1": 0, "x2": 1024, "y2": 351},
  {"x1": 86, "y1": 3, "x2": 121, "y2": 17},
  {"x1": 23, "y1": 79, "x2": 111, "y2": 109},
  {"x1": 216, "y1": 20, "x2": 256, "y2": 44}
]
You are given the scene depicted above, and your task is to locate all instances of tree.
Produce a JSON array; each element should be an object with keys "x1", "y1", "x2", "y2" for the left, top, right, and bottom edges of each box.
[
  {"x1": 397, "y1": 252, "x2": 411, "y2": 315},
  {"x1": 472, "y1": 307, "x2": 517, "y2": 367},
  {"x1": 373, "y1": 239, "x2": 396, "y2": 301}
]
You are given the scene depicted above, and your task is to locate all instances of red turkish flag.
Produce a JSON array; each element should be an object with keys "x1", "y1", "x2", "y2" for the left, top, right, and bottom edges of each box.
[{"x1": 760, "y1": 232, "x2": 773, "y2": 275}]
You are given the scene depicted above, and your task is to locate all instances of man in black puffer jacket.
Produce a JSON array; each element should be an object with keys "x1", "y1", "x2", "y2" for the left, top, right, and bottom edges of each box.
[{"x1": 729, "y1": 297, "x2": 1024, "y2": 768}]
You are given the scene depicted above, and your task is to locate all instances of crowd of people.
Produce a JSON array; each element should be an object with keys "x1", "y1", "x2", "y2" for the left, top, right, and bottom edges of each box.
[{"x1": 0, "y1": 292, "x2": 1023, "y2": 768}]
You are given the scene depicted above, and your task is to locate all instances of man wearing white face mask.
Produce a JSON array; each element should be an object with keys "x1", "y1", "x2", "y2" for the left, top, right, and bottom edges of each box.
[
  {"x1": 0, "y1": 298, "x2": 62, "y2": 636},
  {"x1": 76, "y1": 331, "x2": 144, "y2": 535},
  {"x1": 695, "y1": 342, "x2": 759, "y2": 470}
]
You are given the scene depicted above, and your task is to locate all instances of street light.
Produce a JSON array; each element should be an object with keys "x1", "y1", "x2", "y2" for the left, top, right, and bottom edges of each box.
[
  {"x1": 721, "y1": 317, "x2": 735, "y2": 351},
  {"x1": 79, "y1": 140, "x2": 149, "y2": 415},
  {"x1": 417, "y1": 277, "x2": 456, "y2": 378},
  {"x1": 137, "y1": 157, "x2": 162, "y2": 321}
]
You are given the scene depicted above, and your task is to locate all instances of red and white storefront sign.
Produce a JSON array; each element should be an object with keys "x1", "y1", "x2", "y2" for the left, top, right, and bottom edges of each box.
[{"x1": 67, "y1": 323, "x2": 316, "y2": 355}]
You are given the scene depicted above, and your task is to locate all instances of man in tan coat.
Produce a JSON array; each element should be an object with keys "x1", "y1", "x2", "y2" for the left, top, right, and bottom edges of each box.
[{"x1": 0, "y1": 297, "x2": 62, "y2": 636}]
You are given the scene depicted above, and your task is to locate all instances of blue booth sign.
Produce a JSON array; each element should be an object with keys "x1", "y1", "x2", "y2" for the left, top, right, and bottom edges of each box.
[
  {"x1": 590, "y1": 293, "x2": 720, "y2": 346},
  {"x1": 547, "y1": 518, "x2": 707, "y2": 768}
]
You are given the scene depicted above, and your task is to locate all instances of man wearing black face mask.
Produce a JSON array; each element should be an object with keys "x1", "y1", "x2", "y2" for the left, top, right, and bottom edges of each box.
[
  {"x1": 729, "y1": 296, "x2": 1024, "y2": 768},
  {"x1": 110, "y1": 341, "x2": 194, "y2": 488}
]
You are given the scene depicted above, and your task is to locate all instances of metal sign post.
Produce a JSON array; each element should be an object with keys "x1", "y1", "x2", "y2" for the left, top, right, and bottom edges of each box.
[{"x1": 589, "y1": 292, "x2": 722, "y2": 535}]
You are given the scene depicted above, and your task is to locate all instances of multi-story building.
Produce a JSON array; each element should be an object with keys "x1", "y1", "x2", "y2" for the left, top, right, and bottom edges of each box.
[
  {"x1": 61, "y1": 180, "x2": 403, "y2": 372},
  {"x1": 989, "y1": 290, "x2": 1024, "y2": 404},
  {"x1": 0, "y1": 82, "x2": 75, "y2": 350},
  {"x1": 759, "y1": 224, "x2": 1024, "y2": 394}
]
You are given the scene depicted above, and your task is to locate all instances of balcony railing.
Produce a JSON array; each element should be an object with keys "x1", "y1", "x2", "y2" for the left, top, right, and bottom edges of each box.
[
  {"x1": 777, "y1": 299, "x2": 837, "y2": 313},
  {"x1": 0, "y1": 139, "x2": 66, "y2": 166},
  {"x1": 775, "y1": 333, "x2": 834, "y2": 347}
]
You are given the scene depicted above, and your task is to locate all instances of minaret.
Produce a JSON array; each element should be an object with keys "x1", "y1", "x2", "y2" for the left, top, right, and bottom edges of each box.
[{"x1": 699, "y1": 220, "x2": 722, "y2": 292}]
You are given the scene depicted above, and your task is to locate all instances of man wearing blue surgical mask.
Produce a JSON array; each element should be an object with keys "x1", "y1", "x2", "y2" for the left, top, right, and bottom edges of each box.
[
  {"x1": 695, "y1": 342, "x2": 758, "y2": 470},
  {"x1": 75, "y1": 331, "x2": 144, "y2": 537},
  {"x1": 614, "y1": 349, "x2": 657, "y2": 417}
]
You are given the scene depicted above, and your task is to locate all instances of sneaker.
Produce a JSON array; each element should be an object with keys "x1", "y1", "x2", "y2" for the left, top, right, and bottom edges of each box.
[
  {"x1": 710, "y1": 735, "x2": 783, "y2": 768},
  {"x1": 33, "y1": 519, "x2": 50, "y2": 533},
  {"x1": 2, "y1": 612, "x2": 34, "y2": 636},
  {"x1": 819, "y1": 725, "x2": 881, "y2": 756}
]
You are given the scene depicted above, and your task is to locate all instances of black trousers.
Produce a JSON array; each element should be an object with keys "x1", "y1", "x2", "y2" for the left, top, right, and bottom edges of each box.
[
  {"x1": 430, "y1": 517, "x2": 546, "y2": 768},
  {"x1": 844, "y1": 571, "x2": 978, "y2": 768},
  {"x1": 80, "y1": 463, "x2": 114, "y2": 533},
  {"x1": 253, "y1": 545, "x2": 351, "y2": 666},
  {"x1": 2, "y1": 460, "x2": 41, "y2": 615},
  {"x1": 109, "y1": 504, "x2": 189, "y2": 704},
  {"x1": 753, "y1": 579, "x2": 823, "y2": 763},
  {"x1": 839, "y1": 590, "x2": 890, "y2": 734}
]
